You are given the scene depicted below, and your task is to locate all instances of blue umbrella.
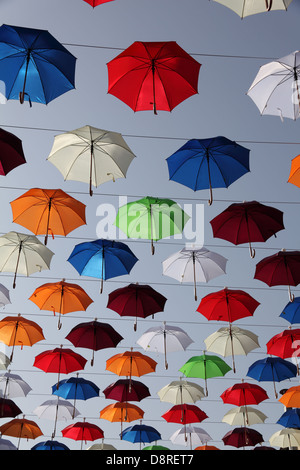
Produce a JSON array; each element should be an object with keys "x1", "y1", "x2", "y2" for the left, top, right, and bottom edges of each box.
[
  {"x1": 120, "y1": 424, "x2": 161, "y2": 449},
  {"x1": 277, "y1": 408, "x2": 300, "y2": 429},
  {"x1": 280, "y1": 297, "x2": 300, "y2": 324},
  {"x1": 0, "y1": 24, "x2": 76, "y2": 106},
  {"x1": 52, "y1": 376, "x2": 100, "y2": 418},
  {"x1": 246, "y1": 356, "x2": 297, "y2": 398},
  {"x1": 67, "y1": 239, "x2": 138, "y2": 293},
  {"x1": 166, "y1": 136, "x2": 250, "y2": 205},
  {"x1": 31, "y1": 440, "x2": 70, "y2": 450}
]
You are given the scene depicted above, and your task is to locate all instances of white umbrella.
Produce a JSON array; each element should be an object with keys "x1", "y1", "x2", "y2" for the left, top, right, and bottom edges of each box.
[
  {"x1": 0, "y1": 370, "x2": 32, "y2": 398},
  {"x1": 0, "y1": 437, "x2": 17, "y2": 450},
  {"x1": 0, "y1": 231, "x2": 54, "y2": 289},
  {"x1": 170, "y1": 425, "x2": 212, "y2": 450},
  {"x1": 86, "y1": 442, "x2": 117, "y2": 450},
  {"x1": 0, "y1": 352, "x2": 11, "y2": 371},
  {"x1": 222, "y1": 406, "x2": 267, "y2": 427},
  {"x1": 47, "y1": 125, "x2": 136, "y2": 196},
  {"x1": 212, "y1": 0, "x2": 293, "y2": 18},
  {"x1": 162, "y1": 246, "x2": 227, "y2": 301},
  {"x1": 247, "y1": 50, "x2": 300, "y2": 121},
  {"x1": 137, "y1": 322, "x2": 193, "y2": 369},
  {"x1": 0, "y1": 283, "x2": 10, "y2": 308},
  {"x1": 269, "y1": 428, "x2": 300, "y2": 449},
  {"x1": 157, "y1": 378, "x2": 205, "y2": 404},
  {"x1": 33, "y1": 398, "x2": 80, "y2": 438}
]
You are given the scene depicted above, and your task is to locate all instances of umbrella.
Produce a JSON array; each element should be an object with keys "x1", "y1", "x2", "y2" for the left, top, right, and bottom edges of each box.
[
  {"x1": 166, "y1": 136, "x2": 250, "y2": 205},
  {"x1": 210, "y1": 201, "x2": 284, "y2": 258},
  {"x1": 10, "y1": 188, "x2": 86, "y2": 245},
  {"x1": 87, "y1": 442, "x2": 117, "y2": 450},
  {"x1": 107, "y1": 41, "x2": 200, "y2": 114},
  {"x1": 120, "y1": 424, "x2": 161, "y2": 449},
  {"x1": 114, "y1": 196, "x2": 189, "y2": 254},
  {"x1": 47, "y1": 125, "x2": 135, "y2": 196},
  {"x1": 266, "y1": 328, "x2": 300, "y2": 361},
  {"x1": 247, "y1": 50, "x2": 300, "y2": 121},
  {"x1": 33, "y1": 346, "x2": 87, "y2": 389},
  {"x1": 0, "y1": 437, "x2": 17, "y2": 450},
  {"x1": 277, "y1": 408, "x2": 300, "y2": 428},
  {"x1": 222, "y1": 427, "x2": 264, "y2": 449},
  {"x1": 33, "y1": 398, "x2": 80, "y2": 438},
  {"x1": 103, "y1": 378, "x2": 150, "y2": 403},
  {"x1": 254, "y1": 249, "x2": 300, "y2": 302},
  {"x1": 65, "y1": 319, "x2": 123, "y2": 366},
  {"x1": 280, "y1": 297, "x2": 300, "y2": 324},
  {"x1": 0, "y1": 398, "x2": 22, "y2": 418},
  {"x1": 0, "y1": 231, "x2": 54, "y2": 289},
  {"x1": 0, "y1": 128, "x2": 26, "y2": 176},
  {"x1": 137, "y1": 322, "x2": 193, "y2": 369},
  {"x1": 288, "y1": 154, "x2": 300, "y2": 188},
  {"x1": 279, "y1": 385, "x2": 300, "y2": 407},
  {"x1": 247, "y1": 357, "x2": 297, "y2": 398},
  {"x1": 212, "y1": 0, "x2": 293, "y2": 18},
  {"x1": 31, "y1": 440, "x2": 70, "y2": 450},
  {"x1": 0, "y1": 370, "x2": 32, "y2": 399},
  {"x1": 157, "y1": 379, "x2": 205, "y2": 404},
  {"x1": 61, "y1": 419, "x2": 104, "y2": 450},
  {"x1": 179, "y1": 352, "x2": 232, "y2": 396},
  {"x1": 100, "y1": 402, "x2": 144, "y2": 436},
  {"x1": 142, "y1": 445, "x2": 170, "y2": 450},
  {"x1": 84, "y1": 0, "x2": 114, "y2": 5},
  {"x1": 0, "y1": 24, "x2": 76, "y2": 106},
  {"x1": 67, "y1": 238, "x2": 138, "y2": 294},
  {"x1": 195, "y1": 444, "x2": 220, "y2": 450},
  {"x1": 162, "y1": 404, "x2": 208, "y2": 425},
  {"x1": 29, "y1": 279, "x2": 93, "y2": 330},
  {"x1": 0, "y1": 283, "x2": 10, "y2": 308},
  {"x1": 269, "y1": 428, "x2": 300, "y2": 449},
  {"x1": 197, "y1": 287, "x2": 260, "y2": 323},
  {"x1": 162, "y1": 246, "x2": 227, "y2": 301},
  {"x1": 107, "y1": 283, "x2": 167, "y2": 330},
  {"x1": 222, "y1": 406, "x2": 267, "y2": 427},
  {"x1": 0, "y1": 417, "x2": 43, "y2": 450},
  {"x1": 0, "y1": 352, "x2": 10, "y2": 371},
  {"x1": 170, "y1": 425, "x2": 212, "y2": 450},
  {"x1": 0, "y1": 314, "x2": 45, "y2": 362}
]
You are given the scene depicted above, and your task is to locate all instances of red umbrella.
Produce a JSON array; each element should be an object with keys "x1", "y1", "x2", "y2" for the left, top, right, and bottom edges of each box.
[
  {"x1": 222, "y1": 427, "x2": 264, "y2": 449},
  {"x1": 0, "y1": 398, "x2": 22, "y2": 418},
  {"x1": 162, "y1": 404, "x2": 208, "y2": 425},
  {"x1": 266, "y1": 328, "x2": 300, "y2": 360},
  {"x1": 65, "y1": 319, "x2": 123, "y2": 366},
  {"x1": 62, "y1": 419, "x2": 104, "y2": 450},
  {"x1": 107, "y1": 41, "x2": 201, "y2": 114},
  {"x1": 83, "y1": 0, "x2": 114, "y2": 5},
  {"x1": 107, "y1": 283, "x2": 167, "y2": 330},
  {"x1": 210, "y1": 201, "x2": 284, "y2": 258},
  {"x1": 103, "y1": 378, "x2": 151, "y2": 402},
  {"x1": 254, "y1": 249, "x2": 300, "y2": 302},
  {"x1": 197, "y1": 287, "x2": 260, "y2": 323},
  {"x1": 0, "y1": 128, "x2": 26, "y2": 176}
]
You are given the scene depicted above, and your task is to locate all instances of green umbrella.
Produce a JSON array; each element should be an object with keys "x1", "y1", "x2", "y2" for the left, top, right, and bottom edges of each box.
[
  {"x1": 142, "y1": 445, "x2": 170, "y2": 450},
  {"x1": 179, "y1": 351, "x2": 232, "y2": 396},
  {"x1": 114, "y1": 196, "x2": 189, "y2": 254}
]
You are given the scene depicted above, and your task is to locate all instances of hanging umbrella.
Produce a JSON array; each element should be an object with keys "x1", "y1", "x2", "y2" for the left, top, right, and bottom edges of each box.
[
  {"x1": 195, "y1": 444, "x2": 220, "y2": 450},
  {"x1": 166, "y1": 136, "x2": 250, "y2": 205},
  {"x1": 137, "y1": 322, "x2": 193, "y2": 369},
  {"x1": 103, "y1": 378, "x2": 150, "y2": 403},
  {"x1": 107, "y1": 41, "x2": 201, "y2": 114},
  {"x1": 10, "y1": 188, "x2": 86, "y2": 246},
  {"x1": 0, "y1": 231, "x2": 54, "y2": 289},
  {"x1": 204, "y1": 326, "x2": 260, "y2": 373},
  {"x1": 0, "y1": 417, "x2": 43, "y2": 450},
  {"x1": 84, "y1": 0, "x2": 114, "y2": 5},
  {"x1": 0, "y1": 370, "x2": 32, "y2": 398},
  {"x1": 0, "y1": 128, "x2": 26, "y2": 176},
  {"x1": 0, "y1": 352, "x2": 10, "y2": 371},
  {"x1": 280, "y1": 297, "x2": 300, "y2": 324},
  {"x1": 65, "y1": 319, "x2": 123, "y2": 366},
  {"x1": 120, "y1": 424, "x2": 161, "y2": 449},
  {"x1": 162, "y1": 246, "x2": 227, "y2": 301},
  {"x1": 67, "y1": 238, "x2": 138, "y2": 294},
  {"x1": 61, "y1": 419, "x2": 104, "y2": 450},
  {"x1": 0, "y1": 437, "x2": 17, "y2": 450},
  {"x1": 288, "y1": 154, "x2": 300, "y2": 188},
  {"x1": 246, "y1": 356, "x2": 297, "y2": 398},
  {"x1": 254, "y1": 249, "x2": 300, "y2": 302},
  {"x1": 0, "y1": 24, "x2": 76, "y2": 106},
  {"x1": 0, "y1": 398, "x2": 22, "y2": 418},
  {"x1": 269, "y1": 428, "x2": 300, "y2": 449},
  {"x1": 31, "y1": 440, "x2": 70, "y2": 450},
  {"x1": 266, "y1": 328, "x2": 300, "y2": 361},
  {"x1": 170, "y1": 425, "x2": 212, "y2": 450},
  {"x1": 210, "y1": 201, "x2": 284, "y2": 258},
  {"x1": 142, "y1": 445, "x2": 170, "y2": 450},
  {"x1": 162, "y1": 404, "x2": 208, "y2": 425},
  {"x1": 212, "y1": 0, "x2": 293, "y2": 18},
  {"x1": 277, "y1": 408, "x2": 300, "y2": 429},
  {"x1": 278, "y1": 385, "x2": 300, "y2": 407},
  {"x1": 222, "y1": 427, "x2": 264, "y2": 449},
  {"x1": 157, "y1": 379, "x2": 205, "y2": 404},
  {"x1": 0, "y1": 314, "x2": 45, "y2": 362},
  {"x1": 0, "y1": 283, "x2": 10, "y2": 308},
  {"x1": 87, "y1": 442, "x2": 117, "y2": 450},
  {"x1": 33, "y1": 398, "x2": 80, "y2": 439},
  {"x1": 179, "y1": 352, "x2": 232, "y2": 396},
  {"x1": 107, "y1": 283, "x2": 167, "y2": 330},
  {"x1": 222, "y1": 406, "x2": 267, "y2": 427},
  {"x1": 100, "y1": 402, "x2": 144, "y2": 437},
  {"x1": 115, "y1": 196, "x2": 189, "y2": 254},
  {"x1": 47, "y1": 125, "x2": 135, "y2": 197},
  {"x1": 29, "y1": 279, "x2": 93, "y2": 330},
  {"x1": 247, "y1": 50, "x2": 300, "y2": 121}
]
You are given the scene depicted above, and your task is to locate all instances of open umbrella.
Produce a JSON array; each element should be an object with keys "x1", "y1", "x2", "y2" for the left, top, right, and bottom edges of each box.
[
  {"x1": 137, "y1": 322, "x2": 193, "y2": 369},
  {"x1": 115, "y1": 196, "x2": 189, "y2": 254},
  {"x1": 0, "y1": 128, "x2": 26, "y2": 176},
  {"x1": 266, "y1": 328, "x2": 300, "y2": 361},
  {"x1": 107, "y1": 41, "x2": 200, "y2": 114},
  {"x1": 107, "y1": 283, "x2": 167, "y2": 330},
  {"x1": 67, "y1": 238, "x2": 138, "y2": 294},
  {"x1": 61, "y1": 419, "x2": 104, "y2": 450},
  {"x1": 103, "y1": 378, "x2": 150, "y2": 403},
  {"x1": 157, "y1": 379, "x2": 205, "y2": 404},
  {"x1": 10, "y1": 188, "x2": 86, "y2": 246},
  {"x1": 142, "y1": 445, "x2": 170, "y2": 450},
  {"x1": 212, "y1": 0, "x2": 293, "y2": 18},
  {"x1": 33, "y1": 398, "x2": 80, "y2": 438},
  {"x1": 269, "y1": 428, "x2": 300, "y2": 449},
  {"x1": 222, "y1": 427, "x2": 264, "y2": 449},
  {"x1": 277, "y1": 408, "x2": 300, "y2": 429},
  {"x1": 166, "y1": 136, "x2": 250, "y2": 205},
  {"x1": 0, "y1": 437, "x2": 17, "y2": 450},
  {"x1": 210, "y1": 201, "x2": 284, "y2": 258},
  {"x1": 100, "y1": 402, "x2": 144, "y2": 436},
  {"x1": 29, "y1": 280, "x2": 93, "y2": 330},
  {"x1": 195, "y1": 444, "x2": 220, "y2": 450},
  {"x1": 0, "y1": 417, "x2": 43, "y2": 450},
  {"x1": 0, "y1": 352, "x2": 10, "y2": 371},
  {"x1": 0, "y1": 370, "x2": 32, "y2": 399},
  {"x1": 280, "y1": 297, "x2": 300, "y2": 324},
  {"x1": 222, "y1": 406, "x2": 267, "y2": 427},
  {"x1": 162, "y1": 246, "x2": 227, "y2": 301},
  {"x1": 170, "y1": 425, "x2": 212, "y2": 450},
  {"x1": 0, "y1": 283, "x2": 10, "y2": 309},
  {"x1": 87, "y1": 442, "x2": 117, "y2": 450},
  {"x1": 47, "y1": 125, "x2": 135, "y2": 196},
  {"x1": 162, "y1": 404, "x2": 208, "y2": 425},
  {"x1": 84, "y1": 0, "x2": 114, "y2": 5},
  {"x1": 31, "y1": 440, "x2": 70, "y2": 450},
  {"x1": 279, "y1": 385, "x2": 300, "y2": 407},
  {"x1": 288, "y1": 154, "x2": 300, "y2": 189},
  {"x1": 120, "y1": 423, "x2": 161, "y2": 449},
  {"x1": 65, "y1": 319, "x2": 123, "y2": 366},
  {"x1": 0, "y1": 24, "x2": 76, "y2": 106},
  {"x1": 0, "y1": 398, "x2": 22, "y2": 418},
  {"x1": 0, "y1": 231, "x2": 54, "y2": 289}
]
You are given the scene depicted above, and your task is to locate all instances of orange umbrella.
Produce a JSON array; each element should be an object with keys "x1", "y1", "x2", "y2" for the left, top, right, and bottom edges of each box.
[
  {"x1": 100, "y1": 402, "x2": 144, "y2": 436},
  {"x1": 10, "y1": 188, "x2": 86, "y2": 245},
  {"x1": 279, "y1": 385, "x2": 300, "y2": 407},
  {"x1": 0, "y1": 417, "x2": 43, "y2": 449},
  {"x1": 29, "y1": 279, "x2": 93, "y2": 329},
  {"x1": 195, "y1": 444, "x2": 220, "y2": 450},
  {"x1": 288, "y1": 155, "x2": 300, "y2": 188},
  {"x1": 0, "y1": 313, "x2": 45, "y2": 362}
]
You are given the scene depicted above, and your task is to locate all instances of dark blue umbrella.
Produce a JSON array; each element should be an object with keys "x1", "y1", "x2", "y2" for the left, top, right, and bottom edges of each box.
[
  {"x1": 67, "y1": 239, "x2": 138, "y2": 293},
  {"x1": 0, "y1": 24, "x2": 76, "y2": 106},
  {"x1": 246, "y1": 356, "x2": 297, "y2": 398},
  {"x1": 166, "y1": 136, "x2": 250, "y2": 205},
  {"x1": 277, "y1": 408, "x2": 300, "y2": 429},
  {"x1": 52, "y1": 376, "x2": 100, "y2": 418},
  {"x1": 280, "y1": 297, "x2": 300, "y2": 324},
  {"x1": 31, "y1": 440, "x2": 70, "y2": 450},
  {"x1": 121, "y1": 424, "x2": 161, "y2": 449}
]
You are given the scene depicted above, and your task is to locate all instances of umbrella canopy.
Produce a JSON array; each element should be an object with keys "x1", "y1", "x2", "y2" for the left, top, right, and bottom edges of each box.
[
  {"x1": 222, "y1": 427, "x2": 264, "y2": 449},
  {"x1": 157, "y1": 379, "x2": 205, "y2": 404},
  {"x1": 0, "y1": 370, "x2": 32, "y2": 398},
  {"x1": 212, "y1": 0, "x2": 293, "y2": 18},
  {"x1": 269, "y1": 428, "x2": 300, "y2": 449},
  {"x1": 86, "y1": 442, "x2": 117, "y2": 450},
  {"x1": 33, "y1": 398, "x2": 80, "y2": 439},
  {"x1": 210, "y1": 201, "x2": 284, "y2": 258},
  {"x1": 277, "y1": 408, "x2": 300, "y2": 429},
  {"x1": 31, "y1": 440, "x2": 70, "y2": 450},
  {"x1": 170, "y1": 425, "x2": 212, "y2": 450},
  {"x1": 162, "y1": 404, "x2": 208, "y2": 425},
  {"x1": 67, "y1": 238, "x2": 138, "y2": 294},
  {"x1": 254, "y1": 249, "x2": 300, "y2": 302},
  {"x1": 10, "y1": 188, "x2": 86, "y2": 246},
  {"x1": 0, "y1": 283, "x2": 10, "y2": 308},
  {"x1": 0, "y1": 398, "x2": 22, "y2": 418},
  {"x1": 137, "y1": 322, "x2": 193, "y2": 369},
  {"x1": 100, "y1": 402, "x2": 144, "y2": 436},
  {"x1": 266, "y1": 328, "x2": 300, "y2": 360},
  {"x1": 222, "y1": 406, "x2": 268, "y2": 427},
  {"x1": 221, "y1": 382, "x2": 269, "y2": 406},
  {"x1": 247, "y1": 49, "x2": 300, "y2": 121},
  {"x1": 280, "y1": 297, "x2": 300, "y2": 324},
  {"x1": 103, "y1": 378, "x2": 150, "y2": 402},
  {"x1": 142, "y1": 445, "x2": 170, "y2": 450},
  {"x1": 0, "y1": 418, "x2": 43, "y2": 450},
  {"x1": 0, "y1": 231, "x2": 54, "y2": 289},
  {"x1": 47, "y1": 125, "x2": 135, "y2": 196},
  {"x1": 61, "y1": 420, "x2": 104, "y2": 450},
  {"x1": 0, "y1": 437, "x2": 17, "y2": 450},
  {"x1": 107, "y1": 283, "x2": 167, "y2": 330},
  {"x1": 84, "y1": 0, "x2": 114, "y2": 5},
  {"x1": 0, "y1": 24, "x2": 76, "y2": 105},
  {"x1": 194, "y1": 444, "x2": 220, "y2": 450},
  {"x1": 0, "y1": 128, "x2": 26, "y2": 176},
  {"x1": 288, "y1": 154, "x2": 300, "y2": 188},
  {"x1": 166, "y1": 136, "x2": 250, "y2": 205},
  {"x1": 114, "y1": 196, "x2": 189, "y2": 254},
  {"x1": 65, "y1": 319, "x2": 123, "y2": 366},
  {"x1": 162, "y1": 246, "x2": 227, "y2": 301},
  {"x1": 107, "y1": 41, "x2": 201, "y2": 114},
  {"x1": 29, "y1": 280, "x2": 93, "y2": 330},
  {"x1": 0, "y1": 352, "x2": 10, "y2": 371},
  {"x1": 121, "y1": 424, "x2": 161, "y2": 449},
  {"x1": 279, "y1": 385, "x2": 300, "y2": 407}
]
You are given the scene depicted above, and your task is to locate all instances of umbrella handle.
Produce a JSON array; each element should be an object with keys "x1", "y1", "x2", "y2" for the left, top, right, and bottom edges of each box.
[
  {"x1": 288, "y1": 285, "x2": 295, "y2": 303},
  {"x1": 249, "y1": 245, "x2": 255, "y2": 259},
  {"x1": 208, "y1": 185, "x2": 213, "y2": 206}
]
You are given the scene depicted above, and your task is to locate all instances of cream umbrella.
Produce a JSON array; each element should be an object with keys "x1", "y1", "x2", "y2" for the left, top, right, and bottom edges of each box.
[
  {"x1": 170, "y1": 425, "x2": 212, "y2": 450},
  {"x1": 212, "y1": 0, "x2": 293, "y2": 18},
  {"x1": 222, "y1": 406, "x2": 267, "y2": 427},
  {"x1": 269, "y1": 428, "x2": 300, "y2": 449},
  {"x1": 157, "y1": 378, "x2": 205, "y2": 404}
]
